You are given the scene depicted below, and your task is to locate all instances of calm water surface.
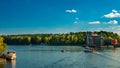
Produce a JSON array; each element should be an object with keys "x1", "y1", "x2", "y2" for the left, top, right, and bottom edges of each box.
[{"x1": 1, "y1": 45, "x2": 120, "y2": 68}]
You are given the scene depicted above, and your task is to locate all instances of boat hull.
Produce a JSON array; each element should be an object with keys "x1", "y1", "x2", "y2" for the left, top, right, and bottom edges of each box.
[
  {"x1": 6, "y1": 55, "x2": 16, "y2": 60},
  {"x1": 84, "y1": 49, "x2": 92, "y2": 53}
]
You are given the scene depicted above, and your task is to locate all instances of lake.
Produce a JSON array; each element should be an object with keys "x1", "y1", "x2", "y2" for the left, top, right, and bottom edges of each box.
[{"x1": 1, "y1": 45, "x2": 120, "y2": 68}]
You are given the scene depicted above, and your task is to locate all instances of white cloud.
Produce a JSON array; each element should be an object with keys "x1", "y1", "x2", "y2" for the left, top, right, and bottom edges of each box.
[
  {"x1": 75, "y1": 17, "x2": 79, "y2": 20},
  {"x1": 112, "y1": 9, "x2": 117, "y2": 13},
  {"x1": 108, "y1": 20, "x2": 118, "y2": 24},
  {"x1": 73, "y1": 21, "x2": 78, "y2": 24},
  {"x1": 104, "y1": 9, "x2": 120, "y2": 18},
  {"x1": 66, "y1": 9, "x2": 77, "y2": 13},
  {"x1": 73, "y1": 17, "x2": 79, "y2": 24},
  {"x1": 88, "y1": 20, "x2": 118, "y2": 25},
  {"x1": 88, "y1": 21, "x2": 100, "y2": 24}
]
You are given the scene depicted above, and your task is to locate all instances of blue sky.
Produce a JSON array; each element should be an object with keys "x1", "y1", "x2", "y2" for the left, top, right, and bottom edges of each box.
[{"x1": 0, "y1": 0, "x2": 120, "y2": 35}]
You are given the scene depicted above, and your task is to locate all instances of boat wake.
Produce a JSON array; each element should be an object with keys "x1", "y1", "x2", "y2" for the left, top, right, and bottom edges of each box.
[{"x1": 93, "y1": 51, "x2": 120, "y2": 63}]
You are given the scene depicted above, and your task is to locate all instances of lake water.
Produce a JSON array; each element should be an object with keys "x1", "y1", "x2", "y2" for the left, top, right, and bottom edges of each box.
[{"x1": 1, "y1": 45, "x2": 120, "y2": 68}]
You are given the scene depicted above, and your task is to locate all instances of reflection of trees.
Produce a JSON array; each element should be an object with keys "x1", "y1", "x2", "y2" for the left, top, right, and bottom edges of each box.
[
  {"x1": 0, "y1": 63, "x2": 5, "y2": 68},
  {"x1": 0, "y1": 58, "x2": 6, "y2": 68}
]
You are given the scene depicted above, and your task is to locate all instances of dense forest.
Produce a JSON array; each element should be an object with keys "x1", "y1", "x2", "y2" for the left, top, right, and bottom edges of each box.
[{"x1": 1, "y1": 31, "x2": 120, "y2": 46}]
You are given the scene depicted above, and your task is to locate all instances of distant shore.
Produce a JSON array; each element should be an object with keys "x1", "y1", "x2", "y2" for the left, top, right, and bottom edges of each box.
[{"x1": 1, "y1": 31, "x2": 120, "y2": 46}]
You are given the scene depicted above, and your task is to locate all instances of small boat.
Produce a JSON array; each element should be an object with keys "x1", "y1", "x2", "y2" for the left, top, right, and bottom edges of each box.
[
  {"x1": 108, "y1": 45, "x2": 114, "y2": 49},
  {"x1": 6, "y1": 51, "x2": 16, "y2": 60},
  {"x1": 84, "y1": 46, "x2": 92, "y2": 53}
]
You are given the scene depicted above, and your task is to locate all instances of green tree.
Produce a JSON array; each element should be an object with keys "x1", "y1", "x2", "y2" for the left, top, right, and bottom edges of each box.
[{"x1": 0, "y1": 36, "x2": 7, "y2": 53}]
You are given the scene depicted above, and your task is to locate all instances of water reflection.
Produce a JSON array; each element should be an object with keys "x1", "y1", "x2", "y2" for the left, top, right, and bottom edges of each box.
[
  {"x1": 6, "y1": 60, "x2": 16, "y2": 68},
  {"x1": 112, "y1": 48, "x2": 118, "y2": 53},
  {"x1": 0, "y1": 63, "x2": 5, "y2": 68},
  {"x1": 0, "y1": 58, "x2": 6, "y2": 68}
]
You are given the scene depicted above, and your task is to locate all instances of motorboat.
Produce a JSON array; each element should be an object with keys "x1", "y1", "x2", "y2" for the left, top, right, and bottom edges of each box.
[
  {"x1": 108, "y1": 45, "x2": 114, "y2": 49},
  {"x1": 84, "y1": 46, "x2": 92, "y2": 53},
  {"x1": 6, "y1": 51, "x2": 16, "y2": 60}
]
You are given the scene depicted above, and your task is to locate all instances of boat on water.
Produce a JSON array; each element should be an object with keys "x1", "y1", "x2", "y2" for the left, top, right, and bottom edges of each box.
[
  {"x1": 84, "y1": 46, "x2": 93, "y2": 53},
  {"x1": 6, "y1": 51, "x2": 16, "y2": 60},
  {"x1": 108, "y1": 45, "x2": 114, "y2": 49}
]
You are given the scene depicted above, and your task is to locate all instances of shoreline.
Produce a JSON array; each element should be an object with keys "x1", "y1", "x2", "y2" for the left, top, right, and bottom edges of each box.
[
  {"x1": 7, "y1": 45, "x2": 81, "y2": 46},
  {"x1": 0, "y1": 58, "x2": 6, "y2": 63},
  {"x1": 6, "y1": 44, "x2": 120, "y2": 47}
]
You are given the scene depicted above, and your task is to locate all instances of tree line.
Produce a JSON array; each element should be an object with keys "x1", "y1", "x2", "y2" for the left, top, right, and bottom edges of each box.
[{"x1": 1, "y1": 31, "x2": 120, "y2": 46}]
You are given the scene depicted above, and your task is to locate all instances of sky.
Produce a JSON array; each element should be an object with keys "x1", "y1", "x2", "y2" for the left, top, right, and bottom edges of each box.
[{"x1": 0, "y1": 0, "x2": 120, "y2": 35}]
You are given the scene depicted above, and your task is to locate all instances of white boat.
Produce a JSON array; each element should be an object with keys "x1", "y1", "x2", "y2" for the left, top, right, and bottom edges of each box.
[
  {"x1": 108, "y1": 45, "x2": 114, "y2": 49},
  {"x1": 84, "y1": 46, "x2": 92, "y2": 53},
  {"x1": 6, "y1": 51, "x2": 16, "y2": 60}
]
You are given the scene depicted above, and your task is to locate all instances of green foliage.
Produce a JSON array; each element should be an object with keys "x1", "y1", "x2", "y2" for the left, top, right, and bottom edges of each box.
[
  {"x1": 2, "y1": 31, "x2": 120, "y2": 46},
  {"x1": 0, "y1": 36, "x2": 7, "y2": 53},
  {"x1": 116, "y1": 36, "x2": 120, "y2": 43},
  {"x1": 0, "y1": 36, "x2": 4, "y2": 43},
  {"x1": 0, "y1": 43, "x2": 7, "y2": 53}
]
